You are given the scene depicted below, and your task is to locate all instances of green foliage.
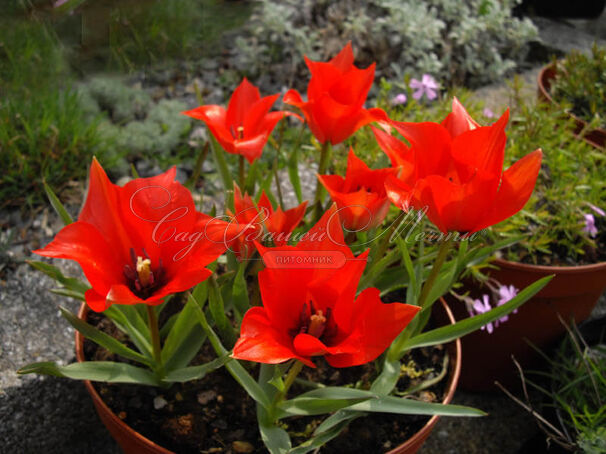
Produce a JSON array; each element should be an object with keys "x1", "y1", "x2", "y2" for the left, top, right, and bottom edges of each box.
[
  {"x1": 490, "y1": 78, "x2": 606, "y2": 265},
  {"x1": 550, "y1": 45, "x2": 606, "y2": 129},
  {"x1": 235, "y1": 0, "x2": 537, "y2": 88},
  {"x1": 0, "y1": 88, "x2": 109, "y2": 207}
]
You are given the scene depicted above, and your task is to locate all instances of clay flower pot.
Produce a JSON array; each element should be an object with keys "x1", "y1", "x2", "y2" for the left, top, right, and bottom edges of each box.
[
  {"x1": 75, "y1": 300, "x2": 461, "y2": 453},
  {"x1": 447, "y1": 258, "x2": 606, "y2": 391},
  {"x1": 75, "y1": 304, "x2": 173, "y2": 454},
  {"x1": 537, "y1": 62, "x2": 606, "y2": 149}
]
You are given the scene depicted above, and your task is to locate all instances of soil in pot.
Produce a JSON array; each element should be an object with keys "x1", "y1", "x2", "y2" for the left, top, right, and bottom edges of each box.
[{"x1": 82, "y1": 301, "x2": 456, "y2": 453}]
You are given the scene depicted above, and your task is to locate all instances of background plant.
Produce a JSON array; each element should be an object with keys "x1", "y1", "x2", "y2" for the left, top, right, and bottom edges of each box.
[
  {"x1": 550, "y1": 45, "x2": 606, "y2": 129},
  {"x1": 233, "y1": 0, "x2": 538, "y2": 90}
]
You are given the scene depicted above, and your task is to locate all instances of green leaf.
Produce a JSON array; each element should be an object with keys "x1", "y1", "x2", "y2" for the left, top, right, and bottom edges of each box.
[
  {"x1": 43, "y1": 181, "x2": 73, "y2": 225},
  {"x1": 161, "y1": 288, "x2": 207, "y2": 366},
  {"x1": 104, "y1": 305, "x2": 153, "y2": 357},
  {"x1": 208, "y1": 278, "x2": 236, "y2": 348},
  {"x1": 27, "y1": 260, "x2": 89, "y2": 295},
  {"x1": 59, "y1": 306, "x2": 152, "y2": 366},
  {"x1": 314, "y1": 410, "x2": 362, "y2": 436},
  {"x1": 232, "y1": 262, "x2": 250, "y2": 319},
  {"x1": 50, "y1": 288, "x2": 86, "y2": 301},
  {"x1": 344, "y1": 395, "x2": 486, "y2": 417},
  {"x1": 258, "y1": 408, "x2": 292, "y2": 454},
  {"x1": 17, "y1": 361, "x2": 160, "y2": 386},
  {"x1": 402, "y1": 275, "x2": 554, "y2": 350},
  {"x1": 287, "y1": 146, "x2": 303, "y2": 203},
  {"x1": 396, "y1": 236, "x2": 417, "y2": 305},
  {"x1": 277, "y1": 395, "x2": 371, "y2": 418},
  {"x1": 289, "y1": 418, "x2": 352, "y2": 454},
  {"x1": 163, "y1": 355, "x2": 230, "y2": 383}
]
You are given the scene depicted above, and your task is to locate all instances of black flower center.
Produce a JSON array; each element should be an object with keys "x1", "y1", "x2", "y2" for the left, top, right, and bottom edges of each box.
[{"x1": 123, "y1": 248, "x2": 166, "y2": 299}]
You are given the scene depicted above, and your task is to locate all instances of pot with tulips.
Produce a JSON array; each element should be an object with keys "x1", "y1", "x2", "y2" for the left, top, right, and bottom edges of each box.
[{"x1": 19, "y1": 43, "x2": 551, "y2": 453}]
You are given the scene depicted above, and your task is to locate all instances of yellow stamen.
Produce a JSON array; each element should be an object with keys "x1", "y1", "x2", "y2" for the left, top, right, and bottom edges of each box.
[
  {"x1": 236, "y1": 126, "x2": 244, "y2": 140},
  {"x1": 308, "y1": 310, "x2": 326, "y2": 338},
  {"x1": 136, "y1": 256, "x2": 152, "y2": 287}
]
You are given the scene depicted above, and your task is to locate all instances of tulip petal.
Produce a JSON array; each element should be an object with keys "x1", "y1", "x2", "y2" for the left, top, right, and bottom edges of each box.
[
  {"x1": 226, "y1": 78, "x2": 261, "y2": 129},
  {"x1": 441, "y1": 96, "x2": 480, "y2": 137},
  {"x1": 477, "y1": 149, "x2": 543, "y2": 231},
  {"x1": 33, "y1": 221, "x2": 122, "y2": 295},
  {"x1": 326, "y1": 288, "x2": 420, "y2": 367},
  {"x1": 233, "y1": 307, "x2": 314, "y2": 367}
]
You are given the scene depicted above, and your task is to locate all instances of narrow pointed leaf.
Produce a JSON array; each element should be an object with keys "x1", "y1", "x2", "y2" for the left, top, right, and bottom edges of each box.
[
  {"x1": 43, "y1": 181, "x2": 73, "y2": 225},
  {"x1": 27, "y1": 260, "x2": 89, "y2": 294},
  {"x1": 59, "y1": 306, "x2": 152, "y2": 366},
  {"x1": 17, "y1": 361, "x2": 159, "y2": 386},
  {"x1": 344, "y1": 395, "x2": 486, "y2": 417},
  {"x1": 163, "y1": 355, "x2": 230, "y2": 383}
]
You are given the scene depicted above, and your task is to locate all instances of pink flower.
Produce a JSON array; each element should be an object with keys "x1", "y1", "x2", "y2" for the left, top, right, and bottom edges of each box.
[
  {"x1": 483, "y1": 108, "x2": 495, "y2": 118},
  {"x1": 583, "y1": 213, "x2": 598, "y2": 237},
  {"x1": 409, "y1": 74, "x2": 438, "y2": 101},
  {"x1": 391, "y1": 93, "x2": 408, "y2": 106},
  {"x1": 588, "y1": 203, "x2": 605, "y2": 217},
  {"x1": 471, "y1": 295, "x2": 494, "y2": 334},
  {"x1": 495, "y1": 284, "x2": 519, "y2": 324}
]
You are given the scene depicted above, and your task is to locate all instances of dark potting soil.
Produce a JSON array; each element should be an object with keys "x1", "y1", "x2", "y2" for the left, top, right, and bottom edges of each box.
[{"x1": 84, "y1": 301, "x2": 450, "y2": 453}]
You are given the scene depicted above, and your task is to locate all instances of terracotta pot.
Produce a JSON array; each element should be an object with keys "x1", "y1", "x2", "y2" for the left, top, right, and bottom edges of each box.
[
  {"x1": 444, "y1": 258, "x2": 606, "y2": 392},
  {"x1": 75, "y1": 304, "x2": 174, "y2": 454},
  {"x1": 387, "y1": 298, "x2": 462, "y2": 454},
  {"x1": 76, "y1": 300, "x2": 461, "y2": 454},
  {"x1": 537, "y1": 62, "x2": 606, "y2": 149}
]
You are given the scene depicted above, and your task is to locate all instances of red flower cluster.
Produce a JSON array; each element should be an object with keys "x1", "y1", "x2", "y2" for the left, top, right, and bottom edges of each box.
[
  {"x1": 34, "y1": 160, "x2": 241, "y2": 312},
  {"x1": 375, "y1": 98, "x2": 542, "y2": 234},
  {"x1": 232, "y1": 206, "x2": 420, "y2": 368}
]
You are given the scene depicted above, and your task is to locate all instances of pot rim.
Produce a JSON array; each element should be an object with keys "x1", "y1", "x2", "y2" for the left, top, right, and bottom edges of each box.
[
  {"x1": 386, "y1": 298, "x2": 462, "y2": 454},
  {"x1": 76, "y1": 299, "x2": 461, "y2": 454},
  {"x1": 493, "y1": 257, "x2": 606, "y2": 274}
]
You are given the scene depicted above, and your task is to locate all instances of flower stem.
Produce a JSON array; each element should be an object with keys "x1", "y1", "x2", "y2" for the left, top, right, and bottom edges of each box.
[
  {"x1": 312, "y1": 141, "x2": 331, "y2": 222},
  {"x1": 368, "y1": 213, "x2": 404, "y2": 272},
  {"x1": 274, "y1": 360, "x2": 304, "y2": 405},
  {"x1": 239, "y1": 155, "x2": 245, "y2": 190},
  {"x1": 146, "y1": 305, "x2": 165, "y2": 380},
  {"x1": 417, "y1": 236, "x2": 455, "y2": 309}
]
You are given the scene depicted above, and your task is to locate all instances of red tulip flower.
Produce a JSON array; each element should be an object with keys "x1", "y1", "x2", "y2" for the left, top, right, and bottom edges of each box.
[
  {"x1": 374, "y1": 98, "x2": 542, "y2": 234},
  {"x1": 34, "y1": 159, "x2": 241, "y2": 312},
  {"x1": 232, "y1": 205, "x2": 420, "y2": 368},
  {"x1": 283, "y1": 42, "x2": 387, "y2": 145},
  {"x1": 183, "y1": 78, "x2": 299, "y2": 163},
  {"x1": 227, "y1": 185, "x2": 308, "y2": 259},
  {"x1": 317, "y1": 148, "x2": 400, "y2": 231}
]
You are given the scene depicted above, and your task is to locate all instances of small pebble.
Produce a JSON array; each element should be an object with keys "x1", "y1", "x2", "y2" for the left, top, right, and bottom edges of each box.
[
  {"x1": 154, "y1": 396, "x2": 168, "y2": 410},
  {"x1": 197, "y1": 390, "x2": 216, "y2": 405},
  {"x1": 232, "y1": 440, "x2": 254, "y2": 453}
]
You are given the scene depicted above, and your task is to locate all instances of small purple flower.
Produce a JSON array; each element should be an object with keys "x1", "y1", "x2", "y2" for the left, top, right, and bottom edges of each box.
[
  {"x1": 588, "y1": 204, "x2": 605, "y2": 217},
  {"x1": 391, "y1": 93, "x2": 408, "y2": 106},
  {"x1": 410, "y1": 74, "x2": 438, "y2": 101},
  {"x1": 583, "y1": 213, "x2": 598, "y2": 237},
  {"x1": 495, "y1": 284, "x2": 519, "y2": 325},
  {"x1": 472, "y1": 294, "x2": 494, "y2": 334},
  {"x1": 483, "y1": 107, "x2": 495, "y2": 118}
]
